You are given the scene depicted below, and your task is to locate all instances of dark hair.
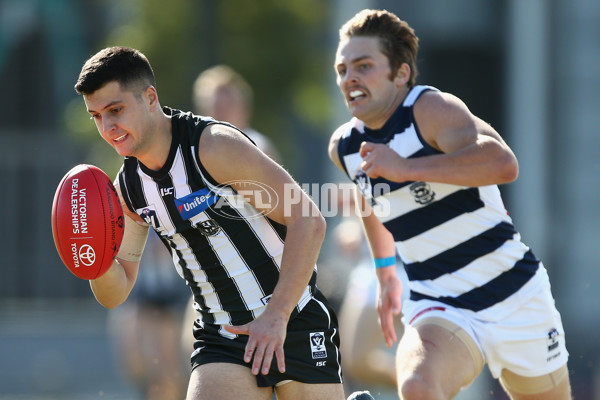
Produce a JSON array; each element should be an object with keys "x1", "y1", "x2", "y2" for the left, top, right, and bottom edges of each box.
[
  {"x1": 74, "y1": 46, "x2": 156, "y2": 95},
  {"x1": 339, "y1": 9, "x2": 419, "y2": 86}
]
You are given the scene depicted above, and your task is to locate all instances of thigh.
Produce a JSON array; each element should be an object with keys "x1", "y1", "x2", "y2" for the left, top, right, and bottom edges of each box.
[
  {"x1": 186, "y1": 362, "x2": 273, "y2": 400},
  {"x1": 500, "y1": 365, "x2": 571, "y2": 400},
  {"x1": 191, "y1": 294, "x2": 342, "y2": 387},
  {"x1": 275, "y1": 380, "x2": 345, "y2": 400},
  {"x1": 396, "y1": 317, "x2": 483, "y2": 398}
]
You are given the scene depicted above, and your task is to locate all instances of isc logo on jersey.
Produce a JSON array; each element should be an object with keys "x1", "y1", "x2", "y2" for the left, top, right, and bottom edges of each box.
[{"x1": 175, "y1": 188, "x2": 219, "y2": 220}]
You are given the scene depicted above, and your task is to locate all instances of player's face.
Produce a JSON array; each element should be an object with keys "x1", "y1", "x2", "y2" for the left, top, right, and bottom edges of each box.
[
  {"x1": 335, "y1": 36, "x2": 405, "y2": 129},
  {"x1": 83, "y1": 81, "x2": 153, "y2": 157}
]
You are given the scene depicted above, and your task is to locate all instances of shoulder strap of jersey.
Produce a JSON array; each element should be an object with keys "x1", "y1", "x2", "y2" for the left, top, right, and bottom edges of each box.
[
  {"x1": 404, "y1": 85, "x2": 440, "y2": 107},
  {"x1": 335, "y1": 118, "x2": 365, "y2": 178}
]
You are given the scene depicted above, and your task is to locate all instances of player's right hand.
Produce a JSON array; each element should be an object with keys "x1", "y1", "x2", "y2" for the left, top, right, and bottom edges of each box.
[
  {"x1": 224, "y1": 309, "x2": 288, "y2": 376},
  {"x1": 376, "y1": 272, "x2": 403, "y2": 347}
]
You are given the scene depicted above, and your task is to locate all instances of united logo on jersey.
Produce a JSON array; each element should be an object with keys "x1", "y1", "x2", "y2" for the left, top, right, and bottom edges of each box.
[{"x1": 175, "y1": 188, "x2": 219, "y2": 220}]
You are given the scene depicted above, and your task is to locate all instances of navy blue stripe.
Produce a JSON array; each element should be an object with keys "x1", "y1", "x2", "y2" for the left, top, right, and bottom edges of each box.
[
  {"x1": 409, "y1": 249, "x2": 540, "y2": 312},
  {"x1": 384, "y1": 187, "x2": 484, "y2": 242},
  {"x1": 405, "y1": 221, "x2": 517, "y2": 281}
]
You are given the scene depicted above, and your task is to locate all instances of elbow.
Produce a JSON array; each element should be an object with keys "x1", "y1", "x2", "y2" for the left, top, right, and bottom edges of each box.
[
  {"x1": 309, "y1": 212, "x2": 327, "y2": 244},
  {"x1": 95, "y1": 295, "x2": 125, "y2": 310},
  {"x1": 90, "y1": 285, "x2": 128, "y2": 309},
  {"x1": 504, "y1": 158, "x2": 519, "y2": 183},
  {"x1": 497, "y1": 152, "x2": 519, "y2": 184},
  {"x1": 102, "y1": 302, "x2": 120, "y2": 310}
]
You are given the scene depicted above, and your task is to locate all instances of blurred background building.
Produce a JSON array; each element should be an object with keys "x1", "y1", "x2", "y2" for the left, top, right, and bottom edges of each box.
[{"x1": 1, "y1": 0, "x2": 599, "y2": 399}]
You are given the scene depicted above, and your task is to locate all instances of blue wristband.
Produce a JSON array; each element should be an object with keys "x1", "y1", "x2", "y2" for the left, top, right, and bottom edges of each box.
[{"x1": 374, "y1": 256, "x2": 395, "y2": 269}]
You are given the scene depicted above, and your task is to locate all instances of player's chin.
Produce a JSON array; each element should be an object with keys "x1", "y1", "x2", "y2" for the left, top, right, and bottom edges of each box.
[
  {"x1": 112, "y1": 143, "x2": 133, "y2": 157},
  {"x1": 347, "y1": 100, "x2": 367, "y2": 115}
]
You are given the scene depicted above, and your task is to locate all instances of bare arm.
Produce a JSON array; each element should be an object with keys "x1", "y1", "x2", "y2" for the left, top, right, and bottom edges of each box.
[
  {"x1": 360, "y1": 91, "x2": 519, "y2": 187},
  {"x1": 89, "y1": 183, "x2": 149, "y2": 309},
  {"x1": 355, "y1": 190, "x2": 403, "y2": 347},
  {"x1": 200, "y1": 124, "x2": 326, "y2": 375}
]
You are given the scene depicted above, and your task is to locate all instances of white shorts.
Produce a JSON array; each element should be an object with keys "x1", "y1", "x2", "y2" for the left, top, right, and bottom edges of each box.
[{"x1": 402, "y1": 270, "x2": 569, "y2": 379}]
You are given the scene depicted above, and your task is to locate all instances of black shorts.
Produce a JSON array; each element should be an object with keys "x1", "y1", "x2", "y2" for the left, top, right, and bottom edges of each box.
[{"x1": 190, "y1": 291, "x2": 343, "y2": 387}]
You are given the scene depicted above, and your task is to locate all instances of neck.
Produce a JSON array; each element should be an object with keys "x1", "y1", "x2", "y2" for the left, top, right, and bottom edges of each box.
[
  {"x1": 137, "y1": 109, "x2": 172, "y2": 171},
  {"x1": 364, "y1": 86, "x2": 410, "y2": 130}
]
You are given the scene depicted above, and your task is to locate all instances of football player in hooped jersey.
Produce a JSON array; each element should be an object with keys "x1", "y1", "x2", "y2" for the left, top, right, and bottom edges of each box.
[
  {"x1": 329, "y1": 9, "x2": 572, "y2": 400},
  {"x1": 74, "y1": 47, "x2": 346, "y2": 400}
]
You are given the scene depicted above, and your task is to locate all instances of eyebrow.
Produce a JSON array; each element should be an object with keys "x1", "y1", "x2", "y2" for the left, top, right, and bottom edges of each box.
[
  {"x1": 87, "y1": 100, "x2": 122, "y2": 114},
  {"x1": 335, "y1": 55, "x2": 373, "y2": 68}
]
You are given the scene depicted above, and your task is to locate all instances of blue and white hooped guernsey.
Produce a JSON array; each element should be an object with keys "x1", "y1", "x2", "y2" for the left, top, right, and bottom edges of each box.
[{"x1": 335, "y1": 85, "x2": 546, "y2": 319}]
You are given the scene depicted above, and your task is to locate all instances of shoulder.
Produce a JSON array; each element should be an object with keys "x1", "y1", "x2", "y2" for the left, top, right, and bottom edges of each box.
[
  {"x1": 413, "y1": 90, "x2": 472, "y2": 124},
  {"x1": 413, "y1": 89, "x2": 475, "y2": 149},
  {"x1": 198, "y1": 123, "x2": 260, "y2": 172},
  {"x1": 199, "y1": 123, "x2": 252, "y2": 151},
  {"x1": 168, "y1": 107, "x2": 215, "y2": 138}
]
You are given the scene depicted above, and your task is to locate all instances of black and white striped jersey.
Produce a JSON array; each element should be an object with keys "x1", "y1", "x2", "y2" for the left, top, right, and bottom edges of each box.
[
  {"x1": 118, "y1": 108, "x2": 316, "y2": 338},
  {"x1": 335, "y1": 85, "x2": 545, "y2": 318}
]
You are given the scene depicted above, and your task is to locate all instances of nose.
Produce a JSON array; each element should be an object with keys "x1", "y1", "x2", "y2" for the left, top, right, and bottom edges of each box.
[
  {"x1": 340, "y1": 69, "x2": 358, "y2": 89},
  {"x1": 101, "y1": 117, "x2": 117, "y2": 135}
]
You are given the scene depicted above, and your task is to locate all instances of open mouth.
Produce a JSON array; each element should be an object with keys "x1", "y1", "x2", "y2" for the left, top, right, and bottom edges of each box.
[
  {"x1": 348, "y1": 89, "x2": 366, "y2": 102},
  {"x1": 113, "y1": 133, "x2": 128, "y2": 143}
]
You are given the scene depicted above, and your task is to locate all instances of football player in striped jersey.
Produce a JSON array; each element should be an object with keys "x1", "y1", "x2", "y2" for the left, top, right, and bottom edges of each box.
[{"x1": 329, "y1": 9, "x2": 571, "y2": 400}]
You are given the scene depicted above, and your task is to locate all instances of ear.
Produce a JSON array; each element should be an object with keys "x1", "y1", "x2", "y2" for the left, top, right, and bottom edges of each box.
[
  {"x1": 144, "y1": 85, "x2": 159, "y2": 110},
  {"x1": 394, "y1": 63, "x2": 411, "y2": 88}
]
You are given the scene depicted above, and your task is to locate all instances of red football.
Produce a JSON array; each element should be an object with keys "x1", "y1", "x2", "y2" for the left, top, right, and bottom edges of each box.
[{"x1": 51, "y1": 164, "x2": 124, "y2": 280}]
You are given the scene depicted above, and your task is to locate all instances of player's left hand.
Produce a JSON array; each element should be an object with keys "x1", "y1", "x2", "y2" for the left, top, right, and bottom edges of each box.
[
  {"x1": 359, "y1": 141, "x2": 405, "y2": 181},
  {"x1": 224, "y1": 310, "x2": 287, "y2": 375}
]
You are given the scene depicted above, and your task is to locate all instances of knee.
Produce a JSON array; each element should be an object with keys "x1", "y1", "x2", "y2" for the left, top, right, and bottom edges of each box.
[{"x1": 398, "y1": 374, "x2": 443, "y2": 400}]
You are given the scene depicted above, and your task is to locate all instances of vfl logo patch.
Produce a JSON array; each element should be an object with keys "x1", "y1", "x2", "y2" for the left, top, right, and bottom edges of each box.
[
  {"x1": 138, "y1": 205, "x2": 162, "y2": 228},
  {"x1": 546, "y1": 327, "x2": 561, "y2": 362},
  {"x1": 175, "y1": 188, "x2": 219, "y2": 220},
  {"x1": 309, "y1": 332, "x2": 327, "y2": 359},
  {"x1": 547, "y1": 328, "x2": 559, "y2": 351},
  {"x1": 354, "y1": 170, "x2": 376, "y2": 206},
  {"x1": 409, "y1": 181, "x2": 436, "y2": 205}
]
